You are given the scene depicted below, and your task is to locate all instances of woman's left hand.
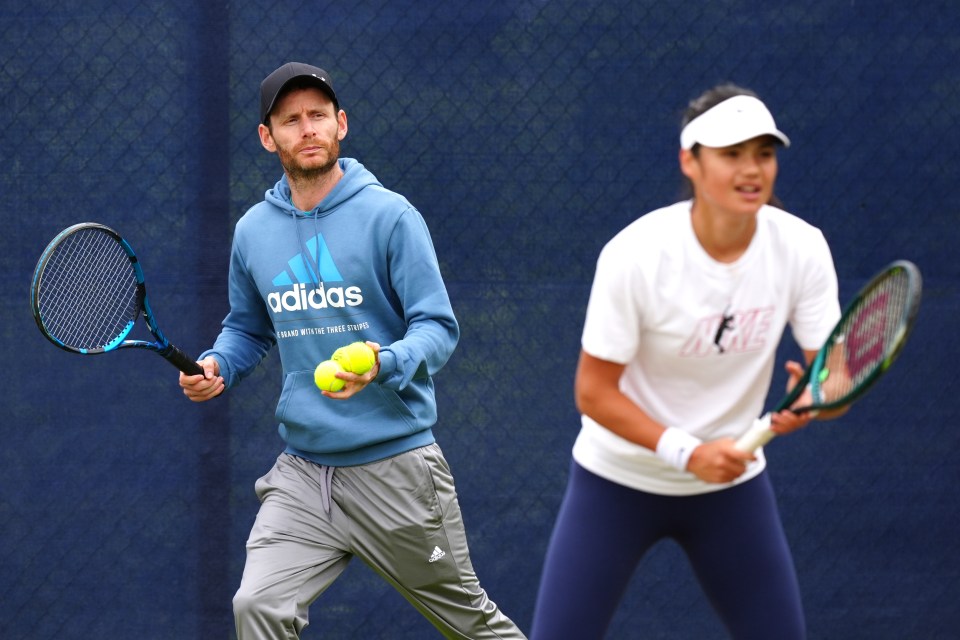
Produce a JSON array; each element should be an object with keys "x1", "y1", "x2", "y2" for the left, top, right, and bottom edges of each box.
[{"x1": 770, "y1": 359, "x2": 817, "y2": 435}]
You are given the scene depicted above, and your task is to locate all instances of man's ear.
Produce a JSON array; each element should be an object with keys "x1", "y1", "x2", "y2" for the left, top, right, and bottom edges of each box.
[
  {"x1": 337, "y1": 110, "x2": 348, "y2": 141},
  {"x1": 258, "y1": 123, "x2": 277, "y2": 153}
]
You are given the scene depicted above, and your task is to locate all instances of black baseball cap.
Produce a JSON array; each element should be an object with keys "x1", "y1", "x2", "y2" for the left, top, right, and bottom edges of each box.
[{"x1": 259, "y1": 62, "x2": 339, "y2": 124}]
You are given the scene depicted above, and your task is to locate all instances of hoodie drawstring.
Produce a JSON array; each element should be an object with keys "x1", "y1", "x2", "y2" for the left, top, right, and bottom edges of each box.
[{"x1": 291, "y1": 208, "x2": 324, "y2": 287}]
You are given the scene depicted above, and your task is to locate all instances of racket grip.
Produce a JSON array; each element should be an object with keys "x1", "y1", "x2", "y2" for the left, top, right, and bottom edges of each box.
[
  {"x1": 734, "y1": 414, "x2": 776, "y2": 453},
  {"x1": 160, "y1": 343, "x2": 204, "y2": 376}
]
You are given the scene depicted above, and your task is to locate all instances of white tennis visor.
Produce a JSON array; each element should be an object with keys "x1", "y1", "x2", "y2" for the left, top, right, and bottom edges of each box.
[{"x1": 679, "y1": 95, "x2": 790, "y2": 150}]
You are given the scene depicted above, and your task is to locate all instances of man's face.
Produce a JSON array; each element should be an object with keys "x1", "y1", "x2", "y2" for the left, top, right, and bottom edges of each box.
[{"x1": 259, "y1": 86, "x2": 347, "y2": 181}]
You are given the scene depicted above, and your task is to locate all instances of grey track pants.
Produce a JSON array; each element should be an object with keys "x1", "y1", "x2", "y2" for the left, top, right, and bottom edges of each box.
[{"x1": 233, "y1": 445, "x2": 527, "y2": 639}]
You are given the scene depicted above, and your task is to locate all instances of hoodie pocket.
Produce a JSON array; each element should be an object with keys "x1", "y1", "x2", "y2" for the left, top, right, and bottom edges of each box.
[{"x1": 275, "y1": 370, "x2": 422, "y2": 454}]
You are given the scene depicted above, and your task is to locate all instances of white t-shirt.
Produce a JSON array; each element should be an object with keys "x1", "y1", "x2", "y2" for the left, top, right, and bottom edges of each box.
[{"x1": 573, "y1": 201, "x2": 840, "y2": 496}]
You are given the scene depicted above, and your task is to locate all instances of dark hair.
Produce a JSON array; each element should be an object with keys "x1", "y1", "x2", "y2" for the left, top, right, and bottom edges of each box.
[{"x1": 678, "y1": 83, "x2": 784, "y2": 208}]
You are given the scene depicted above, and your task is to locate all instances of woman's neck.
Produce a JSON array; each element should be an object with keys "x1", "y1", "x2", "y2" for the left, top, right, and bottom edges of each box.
[{"x1": 690, "y1": 201, "x2": 757, "y2": 263}]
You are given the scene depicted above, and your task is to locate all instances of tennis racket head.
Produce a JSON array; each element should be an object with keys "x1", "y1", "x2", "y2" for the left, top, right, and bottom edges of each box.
[
  {"x1": 807, "y1": 260, "x2": 922, "y2": 410},
  {"x1": 31, "y1": 223, "x2": 145, "y2": 354}
]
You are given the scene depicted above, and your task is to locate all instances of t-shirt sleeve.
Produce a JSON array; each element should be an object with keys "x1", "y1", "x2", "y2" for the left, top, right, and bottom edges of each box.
[
  {"x1": 581, "y1": 240, "x2": 644, "y2": 364},
  {"x1": 790, "y1": 229, "x2": 841, "y2": 350}
]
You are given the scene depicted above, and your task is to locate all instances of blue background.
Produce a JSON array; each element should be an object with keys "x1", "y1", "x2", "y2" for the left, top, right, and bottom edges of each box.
[{"x1": 2, "y1": 1, "x2": 957, "y2": 638}]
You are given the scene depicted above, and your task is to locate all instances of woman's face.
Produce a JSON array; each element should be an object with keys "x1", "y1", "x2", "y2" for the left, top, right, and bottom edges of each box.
[{"x1": 680, "y1": 135, "x2": 779, "y2": 217}]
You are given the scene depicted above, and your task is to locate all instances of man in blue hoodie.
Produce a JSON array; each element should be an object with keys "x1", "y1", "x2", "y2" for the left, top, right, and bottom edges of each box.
[{"x1": 180, "y1": 62, "x2": 526, "y2": 639}]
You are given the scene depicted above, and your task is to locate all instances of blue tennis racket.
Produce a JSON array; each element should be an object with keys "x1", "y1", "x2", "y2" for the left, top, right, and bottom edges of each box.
[{"x1": 31, "y1": 222, "x2": 203, "y2": 375}]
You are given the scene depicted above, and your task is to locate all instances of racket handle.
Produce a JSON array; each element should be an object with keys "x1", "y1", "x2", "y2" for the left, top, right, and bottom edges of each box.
[
  {"x1": 734, "y1": 414, "x2": 776, "y2": 453},
  {"x1": 160, "y1": 343, "x2": 204, "y2": 376}
]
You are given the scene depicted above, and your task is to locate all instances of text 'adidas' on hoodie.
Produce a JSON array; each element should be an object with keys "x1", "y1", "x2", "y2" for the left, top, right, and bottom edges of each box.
[{"x1": 202, "y1": 158, "x2": 460, "y2": 466}]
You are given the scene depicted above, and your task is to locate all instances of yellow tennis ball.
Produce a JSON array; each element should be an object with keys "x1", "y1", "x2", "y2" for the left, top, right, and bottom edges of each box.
[
  {"x1": 314, "y1": 359, "x2": 345, "y2": 392},
  {"x1": 332, "y1": 341, "x2": 376, "y2": 375}
]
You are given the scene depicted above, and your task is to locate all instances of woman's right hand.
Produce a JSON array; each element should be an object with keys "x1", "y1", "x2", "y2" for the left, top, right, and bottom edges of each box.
[{"x1": 686, "y1": 439, "x2": 755, "y2": 483}]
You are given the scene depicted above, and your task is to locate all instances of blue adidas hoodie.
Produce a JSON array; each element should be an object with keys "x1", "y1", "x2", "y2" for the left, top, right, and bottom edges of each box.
[{"x1": 202, "y1": 158, "x2": 460, "y2": 466}]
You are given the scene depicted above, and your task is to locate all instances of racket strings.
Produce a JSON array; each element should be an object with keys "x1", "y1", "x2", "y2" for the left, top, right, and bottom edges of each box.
[
  {"x1": 36, "y1": 229, "x2": 141, "y2": 350},
  {"x1": 819, "y1": 270, "x2": 911, "y2": 402}
]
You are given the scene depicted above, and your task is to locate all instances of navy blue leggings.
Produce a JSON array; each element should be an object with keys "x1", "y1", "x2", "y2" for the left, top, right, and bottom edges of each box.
[{"x1": 530, "y1": 462, "x2": 805, "y2": 640}]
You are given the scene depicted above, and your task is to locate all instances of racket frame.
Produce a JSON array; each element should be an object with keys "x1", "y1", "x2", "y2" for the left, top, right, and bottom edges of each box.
[
  {"x1": 735, "y1": 260, "x2": 922, "y2": 452},
  {"x1": 31, "y1": 222, "x2": 203, "y2": 375}
]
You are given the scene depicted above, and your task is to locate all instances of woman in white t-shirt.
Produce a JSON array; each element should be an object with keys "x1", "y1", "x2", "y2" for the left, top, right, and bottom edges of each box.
[{"x1": 530, "y1": 84, "x2": 844, "y2": 640}]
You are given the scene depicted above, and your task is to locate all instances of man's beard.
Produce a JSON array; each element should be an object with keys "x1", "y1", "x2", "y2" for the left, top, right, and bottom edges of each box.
[{"x1": 278, "y1": 137, "x2": 340, "y2": 183}]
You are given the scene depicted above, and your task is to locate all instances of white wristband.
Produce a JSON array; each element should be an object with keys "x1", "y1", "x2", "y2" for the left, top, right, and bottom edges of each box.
[{"x1": 655, "y1": 427, "x2": 702, "y2": 471}]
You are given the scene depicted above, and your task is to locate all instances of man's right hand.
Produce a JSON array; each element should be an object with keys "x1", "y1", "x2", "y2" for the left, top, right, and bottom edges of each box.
[{"x1": 179, "y1": 356, "x2": 224, "y2": 402}]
